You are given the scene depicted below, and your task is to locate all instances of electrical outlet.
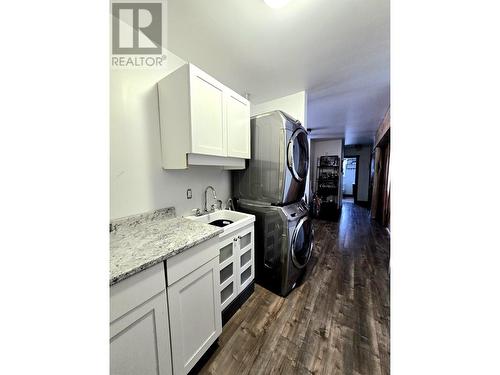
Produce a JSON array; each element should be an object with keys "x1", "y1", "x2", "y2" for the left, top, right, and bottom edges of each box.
[{"x1": 186, "y1": 188, "x2": 192, "y2": 199}]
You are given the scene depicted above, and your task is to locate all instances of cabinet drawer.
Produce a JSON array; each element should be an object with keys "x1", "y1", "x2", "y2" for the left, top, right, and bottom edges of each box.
[
  {"x1": 166, "y1": 237, "x2": 219, "y2": 285},
  {"x1": 110, "y1": 262, "x2": 166, "y2": 322}
]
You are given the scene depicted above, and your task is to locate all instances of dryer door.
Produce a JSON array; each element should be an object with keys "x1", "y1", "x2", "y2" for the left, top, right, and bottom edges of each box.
[
  {"x1": 291, "y1": 216, "x2": 313, "y2": 269},
  {"x1": 287, "y1": 128, "x2": 309, "y2": 182}
]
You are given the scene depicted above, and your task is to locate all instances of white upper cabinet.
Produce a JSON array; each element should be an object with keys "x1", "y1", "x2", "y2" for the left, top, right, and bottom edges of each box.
[
  {"x1": 226, "y1": 92, "x2": 250, "y2": 158},
  {"x1": 190, "y1": 70, "x2": 226, "y2": 156},
  {"x1": 157, "y1": 64, "x2": 250, "y2": 169}
]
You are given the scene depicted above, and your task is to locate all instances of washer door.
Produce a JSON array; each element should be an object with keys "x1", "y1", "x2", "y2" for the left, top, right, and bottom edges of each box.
[
  {"x1": 287, "y1": 128, "x2": 309, "y2": 182},
  {"x1": 291, "y1": 216, "x2": 314, "y2": 269}
]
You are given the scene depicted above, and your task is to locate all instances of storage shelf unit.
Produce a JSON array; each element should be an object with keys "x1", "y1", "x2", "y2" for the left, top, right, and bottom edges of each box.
[{"x1": 315, "y1": 156, "x2": 341, "y2": 220}]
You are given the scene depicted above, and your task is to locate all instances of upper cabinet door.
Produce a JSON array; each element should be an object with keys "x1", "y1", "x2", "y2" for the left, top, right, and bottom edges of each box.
[
  {"x1": 190, "y1": 69, "x2": 226, "y2": 156},
  {"x1": 226, "y1": 93, "x2": 250, "y2": 159}
]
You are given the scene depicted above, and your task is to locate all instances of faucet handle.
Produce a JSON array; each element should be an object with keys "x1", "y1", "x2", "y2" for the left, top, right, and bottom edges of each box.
[{"x1": 191, "y1": 208, "x2": 201, "y2": 216}]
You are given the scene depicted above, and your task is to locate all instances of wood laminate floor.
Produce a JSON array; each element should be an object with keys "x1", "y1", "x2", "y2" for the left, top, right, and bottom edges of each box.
[{"x1": 199, "y1": 202, "x2": 390, "y2": 375}]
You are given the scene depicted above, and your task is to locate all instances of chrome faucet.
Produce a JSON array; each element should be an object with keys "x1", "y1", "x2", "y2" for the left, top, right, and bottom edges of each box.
[{"x1": 204, "y1": 186, "x2": 217, "y2": 212}]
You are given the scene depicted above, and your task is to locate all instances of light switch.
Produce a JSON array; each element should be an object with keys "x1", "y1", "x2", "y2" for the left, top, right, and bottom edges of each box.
[{"x1": 186, "y1": 189, "x2": 192, "y2": 199}]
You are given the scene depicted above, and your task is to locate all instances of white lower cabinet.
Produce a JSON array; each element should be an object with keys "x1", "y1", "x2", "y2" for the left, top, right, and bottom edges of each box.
[
  {"x1": 218, "y1": 224, "x2": 254, "y2": 311},
  {"x1": 218, "y1": 235, "x2": 237, "y2": 310},
  {"x1": 166, "y1": 237, "x2": 222, "y2": 375},
  {"x1": 110, "y1": 263, "x2": 172, "y2": 375},
  {"x1": 168, "y1": 257, "x2": 221, "y2": 374},
  {"x1": 110, "y1": 238, "x2": 225, "y2": 375}
]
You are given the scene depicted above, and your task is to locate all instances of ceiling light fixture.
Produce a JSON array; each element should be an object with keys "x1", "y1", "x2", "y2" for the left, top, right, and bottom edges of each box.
[{"x1": 264, "y1": 0, "x2": 291, "y2": 9}]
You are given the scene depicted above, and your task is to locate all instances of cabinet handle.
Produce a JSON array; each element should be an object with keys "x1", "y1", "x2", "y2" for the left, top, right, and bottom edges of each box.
[
  {"x1": 233, "y1": 238, "x2": 237, "y2": 242},
  {"x1": 238, "y1": 235, "x2": 242, "y2": 239}
]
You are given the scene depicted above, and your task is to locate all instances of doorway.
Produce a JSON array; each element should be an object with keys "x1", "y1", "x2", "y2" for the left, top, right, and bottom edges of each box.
[
  {"x1": 342, "y1": 156, "x2": 359, "y2": 204},
  {"x1": 371, "y1": 131, "x2": 390, "y2": 228}
]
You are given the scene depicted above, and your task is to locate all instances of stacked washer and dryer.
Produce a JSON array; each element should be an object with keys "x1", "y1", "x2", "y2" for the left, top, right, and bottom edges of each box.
[{"x1": 232, "y1": 110, "x2": 313, "y2": 296}]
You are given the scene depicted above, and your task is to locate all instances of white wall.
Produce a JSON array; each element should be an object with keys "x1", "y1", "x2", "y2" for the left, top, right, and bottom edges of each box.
[
  {"x1": 344, "y1": 145, "x2": 372, "y2": 202},
  {"x1": 110, "y1": 51, "x2": 231, "y2": 219},
  {"x1": 311, "y1": 139, "x2": 344, "y2": 207},
  {"x1": 251, "y1": 91, "x2": 307, "y2": 128}
]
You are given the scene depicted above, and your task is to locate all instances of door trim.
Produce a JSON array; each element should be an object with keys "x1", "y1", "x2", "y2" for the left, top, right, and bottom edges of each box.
[{"x1": 343, "y1": 155, "x2": 360, "y2": 202}]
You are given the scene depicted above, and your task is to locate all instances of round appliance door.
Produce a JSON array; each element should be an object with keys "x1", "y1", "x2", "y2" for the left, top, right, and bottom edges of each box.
[
  {"x1": 291, "y1": 216, "x2": 313, "y2": 269},
  {"x1": 287, "y1": 128, "x2": 309, "y2": 182}
]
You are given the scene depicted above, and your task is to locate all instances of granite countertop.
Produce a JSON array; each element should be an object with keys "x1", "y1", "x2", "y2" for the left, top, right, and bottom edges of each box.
[{"x1": 110, "y1": 207, "x2": 222, "y2": 285}]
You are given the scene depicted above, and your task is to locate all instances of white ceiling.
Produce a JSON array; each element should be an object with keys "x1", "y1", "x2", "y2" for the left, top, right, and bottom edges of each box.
[{"x1": 167, "y1": 0, "x2": 389, "y2": 145}]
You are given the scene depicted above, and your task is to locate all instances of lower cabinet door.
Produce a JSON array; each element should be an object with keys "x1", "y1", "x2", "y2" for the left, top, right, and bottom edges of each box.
[
  {"x1": 110, "y1": 291, "x2": 172, "y2": 375},
  {"x1": 168, "y1": 257, "x2": 222, "y2": 374}
]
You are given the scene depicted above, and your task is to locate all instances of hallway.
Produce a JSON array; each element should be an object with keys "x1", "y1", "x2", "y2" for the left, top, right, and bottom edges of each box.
[{"x1": 199, "y1": 202, "x2": 390, "y2": 375}]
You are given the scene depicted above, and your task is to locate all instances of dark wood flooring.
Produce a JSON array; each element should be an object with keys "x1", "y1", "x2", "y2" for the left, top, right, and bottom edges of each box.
[{"x1": 199, "y1": 202, "x2": 390, "y2": 375}]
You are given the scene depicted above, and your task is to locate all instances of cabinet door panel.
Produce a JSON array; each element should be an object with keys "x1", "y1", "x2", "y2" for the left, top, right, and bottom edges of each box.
[
  {"x1": 110, "y1": 291, "x2": 172, "y2": 375},
  {"x1": 217, "y1": 235, "x2": 237, "y2": 310},
  {"x1": 226, "y1": 94, "x2": 250, "y2": 158},
  {"x1": 237, "y1": 227, "x2": 253, "y2": 253},
  {"x1": 235, "y1": 226, "x2": 254, "y2": 293},
  {"x1": 190, "y1": 74, "x2": 225, "y2": 156},
  {"x1": 168, "y1": 257, "x2": 222, "y2": 374},
  {"x1": 239, "y1": 263, "x2": 254, "y2": 292},
  {"x1": 220, "y1": 280, "x2": 235, "y2": 310}
]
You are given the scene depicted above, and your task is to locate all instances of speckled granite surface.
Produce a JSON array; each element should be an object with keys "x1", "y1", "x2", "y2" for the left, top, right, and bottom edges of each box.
[
  {"x1": 110, "y1": 206, "x2": 176, "y2": 233},
  {"x1": 110, "y1": 208, "x2": 222, "y2": 285}
]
